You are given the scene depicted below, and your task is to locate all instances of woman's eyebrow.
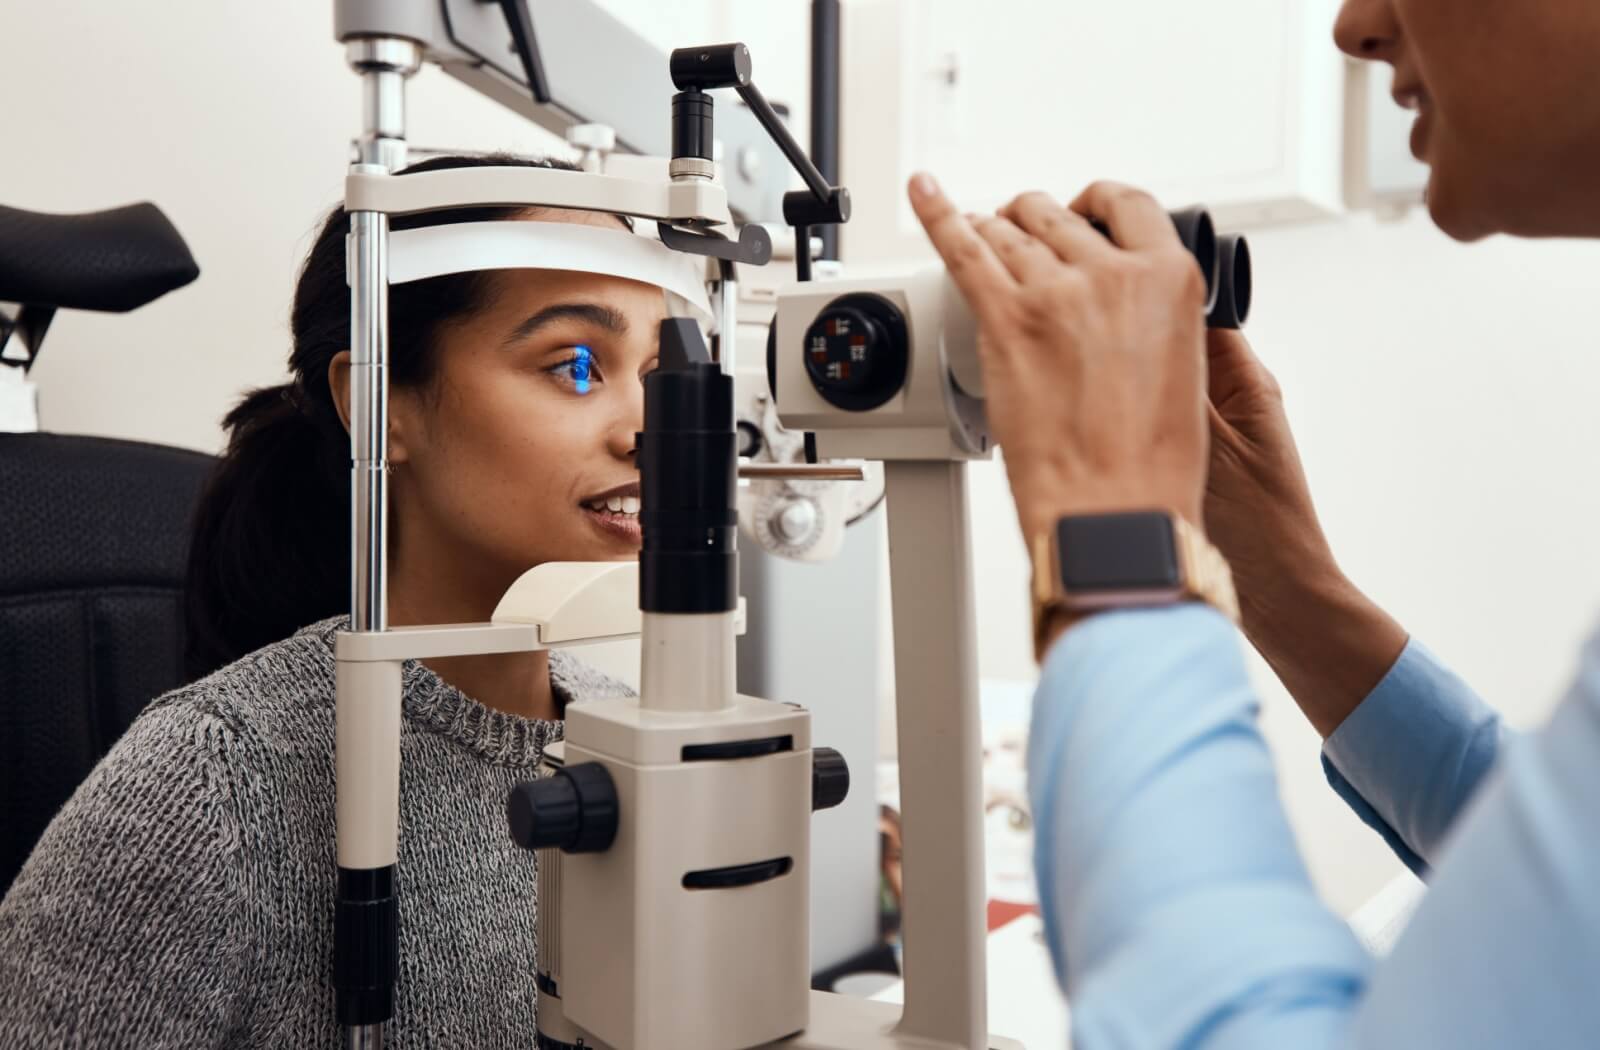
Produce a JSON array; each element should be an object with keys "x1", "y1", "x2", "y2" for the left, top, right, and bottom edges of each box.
[{"x1": 502, "y1": 302, "x2": 628, "y2": 347}]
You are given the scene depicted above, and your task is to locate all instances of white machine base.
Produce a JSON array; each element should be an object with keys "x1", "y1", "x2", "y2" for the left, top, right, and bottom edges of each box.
[{"x1": 773, "y1": 993, "x2": 1025, "y2": 1050}]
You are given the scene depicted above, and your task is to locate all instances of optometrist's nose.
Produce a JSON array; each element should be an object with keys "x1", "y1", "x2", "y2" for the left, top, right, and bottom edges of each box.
[{"x1": 1334, "y1": 0, "x2": 1401, "y2": 63}]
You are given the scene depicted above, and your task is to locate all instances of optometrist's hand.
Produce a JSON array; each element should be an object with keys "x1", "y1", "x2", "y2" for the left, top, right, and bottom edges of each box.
[
  {"x1": 1203, "y1": 327, "x2": 1408, "y2": 735},
  {"x1": 906, "y1": 174, "x2": 1210, "y2": 544},
  {"x1": 1203, "y1": 327, "x2": 1335, "y2": 607}
]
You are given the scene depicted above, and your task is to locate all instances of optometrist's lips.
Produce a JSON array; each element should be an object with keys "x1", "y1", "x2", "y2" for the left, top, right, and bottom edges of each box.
[
  {"x1": 580, "y1": 480, "x2": 642, "y2": 547},
  {"x1": 1393, "y1": 81, "x2": 1433, "y2": 162}
]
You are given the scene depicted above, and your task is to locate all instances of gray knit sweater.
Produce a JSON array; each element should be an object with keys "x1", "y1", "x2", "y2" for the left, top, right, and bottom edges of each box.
[{"x1": 0, "y1": 615, "x2": 633, "y2": 1049}]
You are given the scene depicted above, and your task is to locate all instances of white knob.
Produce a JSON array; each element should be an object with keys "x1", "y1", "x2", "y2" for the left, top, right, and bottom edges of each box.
[
  {"x1": 566, "y1": 123, "x2": 616, "y2": 152},
  {"x1": 775, "y1": 500, "x2": 818, "y2": 543}
]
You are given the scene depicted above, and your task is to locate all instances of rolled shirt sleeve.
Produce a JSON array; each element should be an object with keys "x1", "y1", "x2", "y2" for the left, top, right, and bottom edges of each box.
[{"x1": 1321, "y1": 639, "x2": 1503, "y2": 877}]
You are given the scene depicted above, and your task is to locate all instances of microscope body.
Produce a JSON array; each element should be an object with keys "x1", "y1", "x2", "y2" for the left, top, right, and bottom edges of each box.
[
  {"x1": 774, "y1": 267, "x2": 989, "y2": 463},
  {"x1": 553, "y1": 694, "x2": 813, "y2": 1050},
  {"x1": 517, "y1": 320, "x2": 851, "y2": 1050}
]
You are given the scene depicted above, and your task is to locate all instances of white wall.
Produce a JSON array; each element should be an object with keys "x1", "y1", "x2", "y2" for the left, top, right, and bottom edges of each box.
[
  {"x1": 833, "y1": 0, "x2": 1600, "y2": 915},
  {"x1": 9, "y1": 2, "x2": 1600, "y2": 919},
  {"x1": 2, "y1": 0, "x2": 773, "y2": 452}
]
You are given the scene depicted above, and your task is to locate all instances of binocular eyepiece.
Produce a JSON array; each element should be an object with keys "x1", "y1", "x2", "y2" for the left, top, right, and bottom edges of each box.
[
  {"x1": 773, "y1": 201, "x2": 1256, "y2": 425},
  {"x1": 1207, "y1": 233, "x2": 1250, "y2": 330},
  {"x1": 1091, "y1": 207, "x2": 1251, "y2": 330}
]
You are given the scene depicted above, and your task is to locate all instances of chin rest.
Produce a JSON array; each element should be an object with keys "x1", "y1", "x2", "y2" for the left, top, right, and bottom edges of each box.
[{"x1": 0, "y1": 202, "x2": 199, "y2": 313}]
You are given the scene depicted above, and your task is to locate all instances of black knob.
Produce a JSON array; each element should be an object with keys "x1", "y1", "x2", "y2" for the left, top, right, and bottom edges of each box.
[
  {"x1": 802, "y1": 294, "x2": 908, "y2": 412},
  {"x1": 737, "y1": 420, "x2": 763, "y2": 458},
  {"x1": 812, "y1": 747, "x2": 850, "y2": 812},
  {"x1": 783, "y1": 187, "x2": 852, "y2": 227},
  {"x1": 669, "y1": 43, "x2": 753, "y2": 90},
  {"x1": 507, "y1": 763, "x2": 619, "y2": 854}
]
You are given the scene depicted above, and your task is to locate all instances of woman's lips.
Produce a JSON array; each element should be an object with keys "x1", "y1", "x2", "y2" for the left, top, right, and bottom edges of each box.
[{"x1": 581, "y1": 504, "x2": 642, "y2": 546}]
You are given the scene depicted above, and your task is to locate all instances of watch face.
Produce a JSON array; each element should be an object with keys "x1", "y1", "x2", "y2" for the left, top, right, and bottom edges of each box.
[{"x1": 1056, "y1": 512, "x2": 1181, "y2": 592}]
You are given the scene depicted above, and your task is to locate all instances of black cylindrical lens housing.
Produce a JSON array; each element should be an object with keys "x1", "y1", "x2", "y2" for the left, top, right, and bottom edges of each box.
[
  {"x1": 639, "y1": 358, "x2": 738, "y2": 613},
  {"x1": 1206, "y1": 234, "x2": 1252, "y2": 330},
  {"x1": 1166, "y1": 207, "x2": 1218, "y2": 312},
  {"x1": 671, "y1": 89, "x2": 715, "y2": 161}
]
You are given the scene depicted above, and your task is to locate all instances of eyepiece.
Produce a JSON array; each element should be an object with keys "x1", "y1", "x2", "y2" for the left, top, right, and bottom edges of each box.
[
  {"x1": 1206, "y1": 234, "x2": 1252, "y2": 330},
  {"x1": 1166, "y1": 207, "x2": 1218, "y2": 313}
]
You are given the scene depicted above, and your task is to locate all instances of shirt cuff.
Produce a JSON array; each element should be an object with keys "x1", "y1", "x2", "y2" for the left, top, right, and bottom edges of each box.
[{"x1": 1321, "y1": 638, "x2": 1501, "y2": 877}]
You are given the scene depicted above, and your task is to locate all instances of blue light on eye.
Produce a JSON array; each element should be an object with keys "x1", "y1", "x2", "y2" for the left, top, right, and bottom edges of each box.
[{"x1": 573, "y1": 345, "x2": 593, "y2": 395}]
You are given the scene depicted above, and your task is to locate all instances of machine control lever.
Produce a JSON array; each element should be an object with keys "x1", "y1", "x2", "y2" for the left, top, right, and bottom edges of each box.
[
  {"x1": 669, "y1": 42, "x2": 850, "y2": 282},
  {"x1": 657, "y1": 221, "x2": 773, "y2": 266}
]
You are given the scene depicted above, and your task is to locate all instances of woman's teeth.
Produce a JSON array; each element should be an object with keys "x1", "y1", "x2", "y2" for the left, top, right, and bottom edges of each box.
[{"x1": 586, "y1": 496, "x2": 641, "y2": 515}]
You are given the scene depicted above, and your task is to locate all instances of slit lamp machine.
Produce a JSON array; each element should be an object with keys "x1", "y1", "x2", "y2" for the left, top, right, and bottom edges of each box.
[{"x1": 327, "y1": 3, "x2": 1253, "y2": 1048}]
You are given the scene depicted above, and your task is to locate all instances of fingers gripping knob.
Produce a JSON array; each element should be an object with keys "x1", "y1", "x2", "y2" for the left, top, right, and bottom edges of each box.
[{"x1": 507, "y1": 763, "x2": 619, "y2": 854}]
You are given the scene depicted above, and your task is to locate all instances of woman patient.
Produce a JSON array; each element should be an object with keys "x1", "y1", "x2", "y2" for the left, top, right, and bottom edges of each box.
[{"x1": 0, "y1": 154, "x2": 658, "y2": 1048}]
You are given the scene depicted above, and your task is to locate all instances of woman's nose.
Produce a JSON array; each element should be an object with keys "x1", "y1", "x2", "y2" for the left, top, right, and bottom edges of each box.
[
  {"x1": 608, "y1": 397, "x2": 643, "y2": 464},
  {"x1": 1334, "y1": 0, "x2": 1401, "y2": 63},
  {"x1": 608, "y1": 425, "x2": 638, "y2": 463}
]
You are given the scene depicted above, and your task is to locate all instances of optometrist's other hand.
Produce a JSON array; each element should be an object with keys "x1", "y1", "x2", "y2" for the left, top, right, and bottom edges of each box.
[
  {"x1": 1203, "y1": 327, "x2": 1408, "y2": 736},
  {"x1": 907, "y1": 174, "x2": 1210, "y2": 543},
  {"x1": 1203, "y1": 328, "x2": 1336, "y2": 609}
]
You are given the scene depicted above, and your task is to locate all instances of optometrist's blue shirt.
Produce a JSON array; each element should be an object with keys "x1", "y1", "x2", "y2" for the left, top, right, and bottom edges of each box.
[{"x1": 1028, "y1": 604, "x2": 1600, "y2": 1048}]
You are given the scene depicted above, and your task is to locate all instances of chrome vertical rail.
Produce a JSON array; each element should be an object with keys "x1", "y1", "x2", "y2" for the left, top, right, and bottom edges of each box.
[{"x1": 338, "y1": 36, "x2": 419, "y2": 1050}]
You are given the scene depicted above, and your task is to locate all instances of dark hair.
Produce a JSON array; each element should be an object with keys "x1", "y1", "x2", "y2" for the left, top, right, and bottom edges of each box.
[{"x1": 184, "y1": 153, "x2": 602, "y2": 679}]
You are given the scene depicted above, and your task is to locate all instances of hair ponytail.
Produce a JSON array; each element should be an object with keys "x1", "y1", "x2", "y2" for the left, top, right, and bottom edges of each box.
[
  {"x1": 183, "y1": 153, "x2": 591, "y2": 680},
  {"x1": 184, "y1": 383, "x2": 349, "y2": 677}
]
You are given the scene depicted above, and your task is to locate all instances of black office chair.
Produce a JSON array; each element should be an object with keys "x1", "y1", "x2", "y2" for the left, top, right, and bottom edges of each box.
[{"x1": 0, "y1": 200, "x2": 205, "y2": 897}]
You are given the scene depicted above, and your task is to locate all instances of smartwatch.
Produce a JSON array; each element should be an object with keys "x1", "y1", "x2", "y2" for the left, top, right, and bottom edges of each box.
[{"x1": 1029, "y1": 510, "x2": 1238, "y2": 659}]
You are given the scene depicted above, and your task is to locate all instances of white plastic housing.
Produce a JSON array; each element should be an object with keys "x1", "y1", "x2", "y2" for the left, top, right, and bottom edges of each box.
[
  {"x1": 345, "y1": 165, "x2": 731, "y2": 226},
  {"x1": 773, "y1": 268, "x2": 990, "y2": 462},
  {"x1": 561, "y1": 696, "x2": 813, "y2": 1050}
]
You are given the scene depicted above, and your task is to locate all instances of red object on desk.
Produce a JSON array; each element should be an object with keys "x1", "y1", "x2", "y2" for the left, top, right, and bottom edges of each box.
[{"x1": 987, "y1": 899, "x2": 1038, "y2": 932}]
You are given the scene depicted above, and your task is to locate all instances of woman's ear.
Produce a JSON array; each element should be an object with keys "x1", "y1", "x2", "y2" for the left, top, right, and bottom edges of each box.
[
  {"x1": 327, "y1": 352, "x2": 353, "y2": 433},
  {"x1": 326, "y1": 351, "x2": 413, "y2": 465}
]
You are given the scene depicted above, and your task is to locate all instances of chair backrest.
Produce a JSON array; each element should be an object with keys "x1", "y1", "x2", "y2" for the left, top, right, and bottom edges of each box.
[
  {"x1": 0, "y1": 432, "x2": 214, "y2": 897},
  {"x1": 0, "y1": 202, "x2": 200, "y2": 314},
  {"x1": 0, "y1": 201, "x2": 199, "y2": 372}
]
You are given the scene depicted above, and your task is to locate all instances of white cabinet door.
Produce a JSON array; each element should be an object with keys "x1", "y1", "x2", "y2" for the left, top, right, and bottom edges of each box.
[{"x1": 844, "y1": 0, "x2": 1346, "y2": 262}]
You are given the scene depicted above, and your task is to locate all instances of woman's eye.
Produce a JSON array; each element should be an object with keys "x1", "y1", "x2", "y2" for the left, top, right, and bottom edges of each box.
[{"x1": 548, "y1": 345, "x2": 598, "y2": 394}]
